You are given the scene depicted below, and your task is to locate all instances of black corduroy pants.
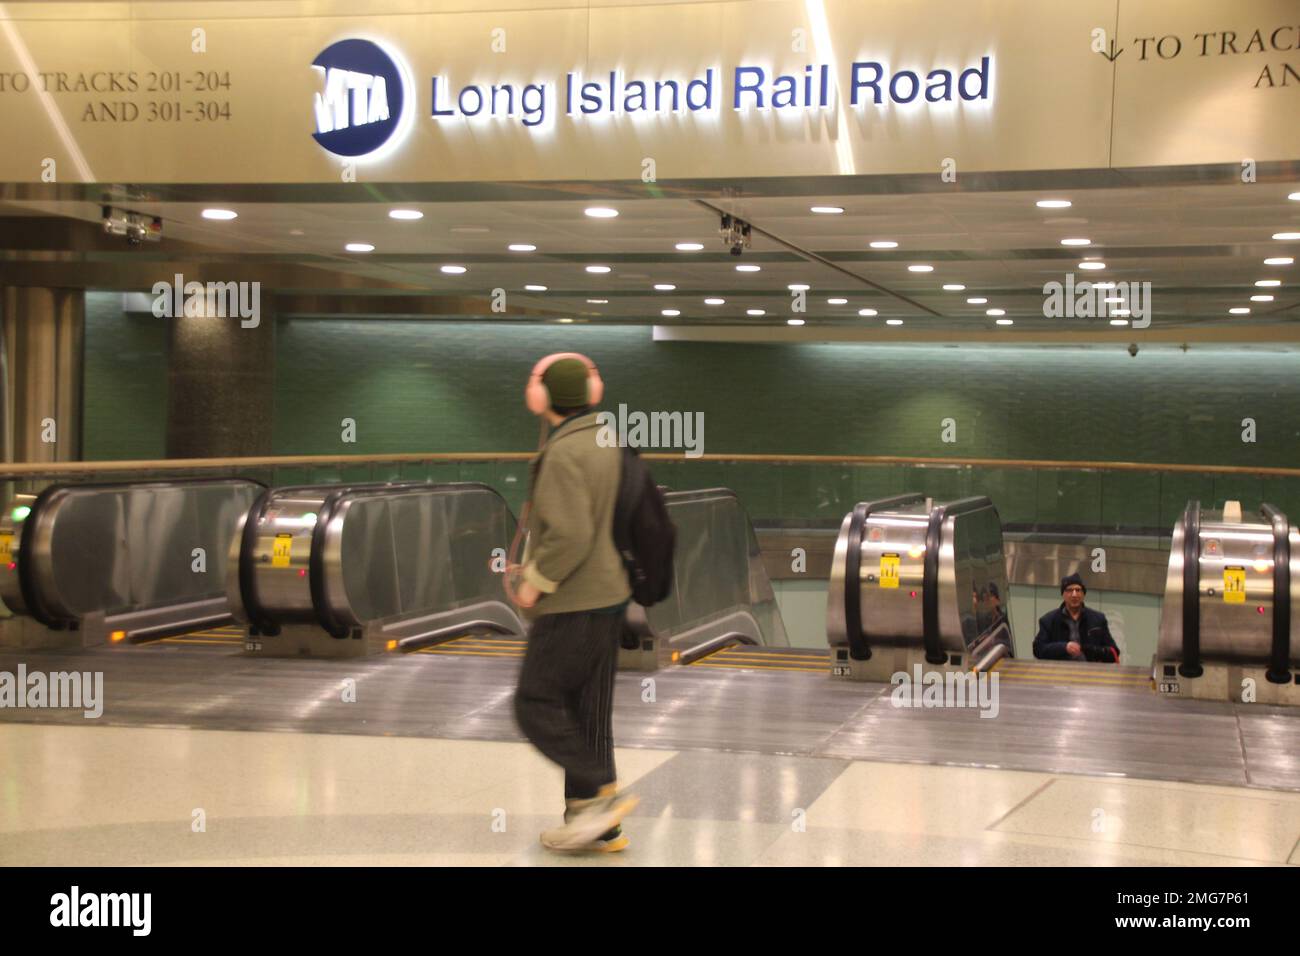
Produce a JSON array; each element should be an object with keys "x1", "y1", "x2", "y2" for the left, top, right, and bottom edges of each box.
[{"x1": 513, "y1": 609, "x2": 623, "y2": 800}]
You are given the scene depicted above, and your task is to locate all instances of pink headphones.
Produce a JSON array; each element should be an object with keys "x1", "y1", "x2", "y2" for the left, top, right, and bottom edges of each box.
[{"x1": 524, "y1": 352, "x2": 604, "y2": 414}]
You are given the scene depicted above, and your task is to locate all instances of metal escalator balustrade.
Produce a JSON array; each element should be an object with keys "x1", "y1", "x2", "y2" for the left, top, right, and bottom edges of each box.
[
  {"x1": 826, "y1": 494, "x2": 1015, "y2": 681},
  {"x1": 0, "y1": 479, "x2": 263, "y2": 646},
  {"x1": 1156, "y1": 500, "x2": 1299, "y2": 704}
]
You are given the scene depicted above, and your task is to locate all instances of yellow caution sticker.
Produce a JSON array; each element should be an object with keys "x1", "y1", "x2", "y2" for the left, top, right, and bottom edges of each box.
[
  {"x1": 272, "y1": 533, "x2": 294, "y2": 569},
  {"x1": 880, "y1": 552, "x2": 900, "y2": 589},
  {"x1": 0, "y1": 533, "x2": 11, "y2": 562},
  {"x1": 1223, "y1": 565, "x2": 1246, "y2": 604}
]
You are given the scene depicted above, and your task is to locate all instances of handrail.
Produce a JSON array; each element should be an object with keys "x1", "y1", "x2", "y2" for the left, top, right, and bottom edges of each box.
[
  {"x1": 1260, "y1": 503, "x2": 1292, "y2": 685},
  {"x1": 922, "y1": 496, "x2": 995, "y2": 666},
  {"x1": 4, "y1": 452, "x2": 1300, "y2": 479},
  {"x1": 1179, "y1": 501, "x2": 1203, "y2": 679}
]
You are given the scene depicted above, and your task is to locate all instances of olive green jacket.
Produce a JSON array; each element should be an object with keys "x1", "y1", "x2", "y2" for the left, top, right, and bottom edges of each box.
[{"x1": 521, "y1": 412, "x2": 631, "y2": 618}]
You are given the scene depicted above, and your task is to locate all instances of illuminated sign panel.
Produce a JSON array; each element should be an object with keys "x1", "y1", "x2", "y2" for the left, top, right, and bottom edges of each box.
[{"x1": 311, "y1": 39, "x2": 410, "y2": 158}]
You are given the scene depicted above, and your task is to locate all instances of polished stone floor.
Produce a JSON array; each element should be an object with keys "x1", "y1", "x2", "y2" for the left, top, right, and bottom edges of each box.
[{"x1": 2, "y1": 723, "x2": 1298, "y2": 866}]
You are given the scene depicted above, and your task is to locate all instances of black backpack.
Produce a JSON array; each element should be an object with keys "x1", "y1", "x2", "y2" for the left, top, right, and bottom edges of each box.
[{"x1": 612, "y1": 446, "x2": 675, "y2": 607}]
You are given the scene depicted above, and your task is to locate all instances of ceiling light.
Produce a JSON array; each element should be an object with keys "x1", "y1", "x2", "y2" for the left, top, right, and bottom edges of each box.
[
  {"x1": 942, "y1": 284, "x2": 966, "y2": 291},
  {"x1": 661, "y1": 309, "x2": 680, "y2": 317},
  {"x1": 1060, "y1": 238, "x2": 1091, "y2": 246},
  {"x1": 508, "y1": 243, "x2": 537, "y2": 252},
  {"x1": 885, "y1": 319, "x2": 904, "y2": 326},
  {"x1": 1264, "y1": 257, "x2": 1294, "y2": 265},
  {"x1": 858, "y1": 308, "x2": 878, "y2": 316},
  {"x1": 908, "y1": 264, "x2": 934, "y2": 272},
  {"x1": 389, "y1": 209, "x2": 423, "y2": 220},
  {"x1": 1078, "y1": 261, "x2": 1106, "y2": 270},
  {"x1": 1250, "y1": 295, "x2": 1274, "y2": 302},
  {"x1": 996, "y1": 318, "x2": 1014, "y2": 326},
  {"x1": 811, "y1": 206, "x2": 844, "y2": 214},
  {"x1": 524, "y1": 285, "x2": 547, "y2": 292},
  {"x1": 986, "y1": 308, "x2": 1006, "y2": 316},
  {"x1": 1255, "y1": 279, "x2": 1281, "y2": 287},
  {"x1": 557, "y1": 318, "x2": 574, "y2": 323},
  {"x1": 586, "y1": 265, "x2": 611, "y2": 274},
  {"x1": 704, "y1": 297, "x2": 725, "y2": 305},
  {"x1": 870, "y1": 240, "x2": 898, "y2": 249},
  {"x1": 747, "y1": 309, "x2": 766, "y2": 316},
  {"x1": 586, "y1": 299, "x2": 608, "y2": 304},
  {"x1": 1036, "y1": 199, "x2": 1072, "y2": 208},
  {"x1": 585, "y1": 206, "x2": 618, "y2": 218},
  {"x1": 1111, "y1": 309, "x2": 1131, "y2": 316},
  {"x1": 1092, "y1": 282, "x2": 1116, "y2": 288},
  {"x1": 654, "y1": 284, "x2": 676, "y2": 291},
  {"x1": 1109, "y1": 319, "x2": 1129, "y2": 326},
  {"x1": 1289, "y1": 192, "x2": 1300, "y2": 201},
  {"x1": 787, "y1": 318, "x2": 805, "y2": 326},
  {"x1": 827, "y1": 298, "x2": 848, "y2": 305},
  {"x1": 1229, "y1": 307, "x2": 1251, "y2": 314},
  {"x1": 736, "y1": 264, "x2": 761, "y2": 272},
  {"x1": 440, "y1": 264, "x2": 466, "y2": 273},
  {"x1": 1272, "y1": 232, "x2": 1300, "y2": 240},
  {"x1": 675, "y1": 242, "x2": 704, "y2": 251},
  {"x1": 201, "y1": 208, "x2": 237, "y2": 220},
  {"x1": 967, "y1": 297, "x2": 988, "y2": 304},
  {"x1": 788, "y1": 284, "x2": 810, "y2": 291},
  {"x1": 1104, "y1": 297, "x2": 1125, "y2": 304},
  {"x1": 346, "y1": 242, "x2": 375, "y2": 253}
]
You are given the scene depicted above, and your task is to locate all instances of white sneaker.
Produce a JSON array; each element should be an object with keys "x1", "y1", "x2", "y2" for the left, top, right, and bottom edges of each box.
[{"x1": 540, "y1": 790, "x2": 639, "y2": 852}]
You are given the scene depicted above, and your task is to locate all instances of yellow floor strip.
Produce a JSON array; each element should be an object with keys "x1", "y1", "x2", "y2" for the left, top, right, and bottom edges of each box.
[
  {"x1": 417, "y1": 648, "x2": 523, "y2": 658},
  {"x1": 714, "y1": 652, "x2": 830, "y2": 664},
  {"x1": 690, "y1": 661, "x2": 826, "y2": 674},
  {"x1": 996, "y1": 673, "x2": 1150, "y2": 688},
  {"x1": 150, "y1": 638, "x2": 243, "y2": 647}
]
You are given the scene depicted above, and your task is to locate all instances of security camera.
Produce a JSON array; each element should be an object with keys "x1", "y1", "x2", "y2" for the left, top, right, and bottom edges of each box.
[
  {"x1": 719, "y1": 214, "x2": 752, "y2": 256},
  {"x1": 102, "y1": 205, "x2": 162, "y2": 245},
  {"x1": 1127, "y1": 343, "x2": 1139, "y2": 358}
]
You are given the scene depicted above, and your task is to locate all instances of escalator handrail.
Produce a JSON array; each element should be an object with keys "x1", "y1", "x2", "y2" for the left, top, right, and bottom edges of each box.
[
  {"x1": 922, "y1": 496, "x2": 994, "y2": 666},
  {"x1": 844, "y1": 493, "x2": 926, "y2": 661},
  {"x1": 1260, "y1": 503, "x2": 1292, "y2": 684},
  {"x1": 1179, "y1": 500, "x2": 1203, "y2": 678}
]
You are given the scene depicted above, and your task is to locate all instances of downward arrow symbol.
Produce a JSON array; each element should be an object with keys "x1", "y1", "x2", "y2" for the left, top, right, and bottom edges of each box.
[{"x1": 1100, "y1": 39, "x2": 1125, "y2": 62}]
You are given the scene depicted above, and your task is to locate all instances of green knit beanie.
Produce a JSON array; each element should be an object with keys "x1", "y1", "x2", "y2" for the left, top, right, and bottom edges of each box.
[{"x1": 542, "y1": 358, "x2": 590, "y2": 409}]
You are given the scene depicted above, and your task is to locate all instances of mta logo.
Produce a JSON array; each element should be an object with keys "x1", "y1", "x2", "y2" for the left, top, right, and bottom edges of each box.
[{"x1": 311, "y1": 39, "x2": 406, "y2": 157}]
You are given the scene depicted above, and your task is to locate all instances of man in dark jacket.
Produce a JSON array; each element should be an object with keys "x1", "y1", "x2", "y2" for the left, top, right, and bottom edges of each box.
[{"x1": 1033, "y1": 572, "x2": 1121, "y2": 663}]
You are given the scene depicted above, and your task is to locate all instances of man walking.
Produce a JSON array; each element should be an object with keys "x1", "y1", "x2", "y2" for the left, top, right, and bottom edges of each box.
[{"x1": 510, "y1": 353, "x2": 639, "y2": 852}]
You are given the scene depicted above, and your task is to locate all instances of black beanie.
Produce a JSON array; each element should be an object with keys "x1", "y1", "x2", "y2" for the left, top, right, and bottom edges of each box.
[{"x1": 1060, "y1": 572, "x2": 1086, "y2": 594}]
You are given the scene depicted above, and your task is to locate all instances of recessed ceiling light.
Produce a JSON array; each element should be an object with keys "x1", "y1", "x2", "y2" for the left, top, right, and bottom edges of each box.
[
  {"x1": 557, "y1": 318, "x2": 574, "y2": 324},
  {"x1": 1264, "y1": 257, "x2": 1294, "y2": 265},
  {"x1": 346, "y1": 242, "x2": 375, "y2": 252},
  {"x1": 967, "y1": 297, "x2": 988, "y2": 304},
  {"x1": 942, "y1": 284, "x2": 966, "y2": 291},
  {"x1": 908, "y1": 264, "x2": 934, "y2": 272},
  {"x1": 201, "y1": 208, "x2": 237, "y2": 220},
  {"x1": 1289, "y1": 192, "x2": 1300, "y2": 201},
  {"x1": 1255, "y1": 279, "x2": 1281, "y2": 287},
  {"x1": 996, "y1": 318, "x2": 1014, "y2": 326},
  {"x1": 1092, "y1": 282, "x2": 1116, "y2": 289},
  {"x1": 986, "y1": 308, "x2": 1006, "y2": 316},
  {"x1": 1109, "y1": 319, "x2": 1129, "y2": 326},
  {"x1": 389, "y1": 209, "x2": 423, "y2": 220},
  {"x1": 1111, "y1": 309, "x2": 1131, "y2": 316},
  {"x1": 439, "y1": 263, "x2": 465, "y2": 273},
  {"x1": 289, "y1": 229, "x2": 305, "y2": 236},
  {"x1": 747, "y1": 309, "x2": 766, "y2": 316},
  {"x1": 858, "y1": 308, "x2": 878, "y2": 316},
  {"x1": 524, "y1": 284, "x2": 547, "y2": 292},
  {"x1": 586, "y1": 299, "x2": 608, "y2": 304},
  {"x1": 704, "y1": 297, "x2": 725, "y2": 305},
  {"x1": 661, "y1": 309, "x2": 681, "y2": 317},
  {"x1": 885, "y1": 319, "x2": 904, "y2": 326},
  {"x1": 1250, "y1": 295, "x2": 1274, "y2": 302},
  {"x1": 787, "y1": 318, "x2": 805, "y2": 326},
  {"x1": 654, "y1": 284, "x2": 676, "y2": 291},
  {"x1": 870, "y1": 240, "x2": 898, "y2": 249},
  {"x1": 827, "y1": 298, "x2": 848, "y2": 305},
  {"x1": 508, "y1": 243, "x2": 537, "y2": 252},
  {"x1": 1272, "y1": 232, "x2": 1300, "y2": 240},
  {"x1": 811, "y1": 205, "x2": 844, "y2": 214},
  {"x1": 585, "y1": 206, "x2": 618, "y2": 218},
  {"x1": 1229, "y1": 307, "x2": 1251, "y2": 314},
  {"x1": 1078, "y1": 261, "x2": 1106, "y2": 270},
  {"x1": 1060, "y1": 238, "x2": 1091, "y2": 246},
  {"x1": 675, "y1": 242, "x2": 704, "y2": 251},
  {"x1": 1036, "y1": 199, "x2": 1072, "y2": 208},
  {"x1": 586, "y1": 265, "x2": 611, "y2": 274},
  {"x1": 1104, "y1": 297, "x2": 1125, "y2": 304},
  {"x1": 736, "y1": 264, "x2": 761, "y2": 272},
  {"x1": 788, "y1": 284, "x2": 810, "y2": 291}
]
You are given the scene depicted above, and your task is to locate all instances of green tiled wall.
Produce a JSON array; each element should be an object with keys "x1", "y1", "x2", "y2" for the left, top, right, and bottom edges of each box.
[{"x1": 82, "y1": 293, "x2": 168, "y2": 460}]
